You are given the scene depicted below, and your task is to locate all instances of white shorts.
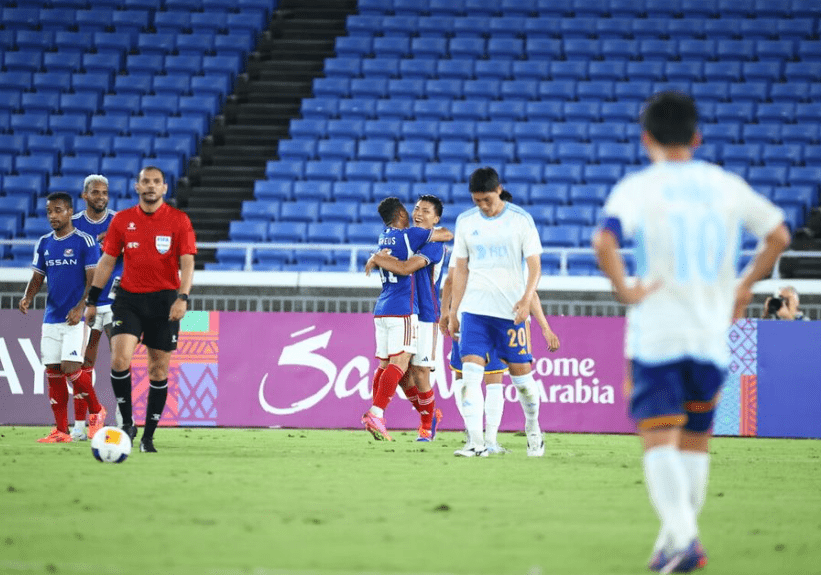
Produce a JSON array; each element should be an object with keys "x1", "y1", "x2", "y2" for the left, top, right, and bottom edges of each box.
[
  {"x1": 41, "y1": 322, "x2": 85, "y2": 365},
  {"x1": 374, "y1": 315, "x2": 418, "y2": 360},
  {"x1": 90, "y1": 304, "x2": 113, "y2": 332},
  {"x1": 411, "y1": 321, "x2": 437, "y2": 369}
]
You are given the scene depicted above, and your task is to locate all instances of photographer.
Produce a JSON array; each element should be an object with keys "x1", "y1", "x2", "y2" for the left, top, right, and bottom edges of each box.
[{"x1": 762, "y1": 286, "x2": 807, "y2": 320}]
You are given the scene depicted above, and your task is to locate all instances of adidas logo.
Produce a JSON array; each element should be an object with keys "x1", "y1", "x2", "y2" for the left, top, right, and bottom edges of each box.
[
  {"x1": 69, "y1": 351, "x2": 78, "y2": 356},
  {"x1": 472, "y1": 230, "x2": 479, "y2": 236},
  {"x1": 421, "y1": 357, "x2": 429, "y2": 362}
]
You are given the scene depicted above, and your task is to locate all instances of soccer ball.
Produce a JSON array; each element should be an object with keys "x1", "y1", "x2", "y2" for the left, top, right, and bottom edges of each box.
[{"x1": 91, "y1": 426, "x2": 132, "y2": 463}]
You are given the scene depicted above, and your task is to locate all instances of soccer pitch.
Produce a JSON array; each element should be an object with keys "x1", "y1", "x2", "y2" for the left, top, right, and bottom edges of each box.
[{"x1": 1, "y1": 427, "x2": 819, "y2": 575}]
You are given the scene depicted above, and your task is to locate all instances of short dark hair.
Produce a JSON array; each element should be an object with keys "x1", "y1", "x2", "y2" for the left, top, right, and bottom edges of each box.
[
  {"x1": 469, "y1": 167, "x2": 501, "y2": 193},
  {"x1": 46, "y1": 192, "x2": 73, "y2": 209},
  {"x1": 377, "y1": 197, "x2": 405, "y2": 225},
  {"x1": 500, "y1": 189, "x2": 513, "y2": 202},
  {"x1": 417, "y1": 194, "x2": 444, "y2": 217},
  {"x1": 640, "y1": 90, "x2": 699, "y2": 146},
  {"x1": 139, "y1": 165, "x2": 166, "y2": 182}
]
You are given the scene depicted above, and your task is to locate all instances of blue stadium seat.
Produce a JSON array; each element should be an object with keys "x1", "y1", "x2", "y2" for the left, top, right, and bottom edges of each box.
[
  {"x1": 584, "y1": 164, "x2": 624, "y2": 185},
  {"x1": 545, "y1": 164, "x2": 584, "y2": 184},
  {"x1": 525, "y1": 101, "x2": 564, "y2": 121},
  {"x1": 267, "y1": 221, "x2": 308, "y2": 243},
  {"x1": 569, "y1": 184, "x2": 609, "y2": 207},
  {"x1": 476, "y1": 120, "x2": 515, "y2": 142},
  {"x1": 464, "y1": 79, "x2": 502, "y2": 101},
  {"x1": 728, "y1": 81, "x2": 769, "y2": 104},
  {"x1": 789, "y1": 166, "x2": 821, "y2": 189},
  {"x1": 293, "y1": 181, "x2": 333, "y2": 202},
  {"x1": 715, "y1": 102, "x2": 755, "y2": 123},
  {"x1": 762, "y1": 144, "x2": 803, "y2": 167},
  {"x1": 255, "y1": 180, "x2": 292, "y2": 201},
  {"x1": 398, "y1": 59, "x2": 436, "y2": 80},
  {"x1": 488, "y1": 100, "x2": 526, "y2": 121},
  {"x1": 229, "y1": 220, "x2": 268, "y2": 242},
  {"x1": 513, "y1": 122, "x2": 550, "y2": 142},
  {"x1": 307, "y1": 222, "x2": 347, "y2": 244},
  {"x1": 773, "y1": 186, "x2": 816, "y2": 212},
  {"x1": 550, "y1": 122, "x2": 587, "y2": 142},
  {"x1": 400, "y1": 120, "x2": 438, "y2": 141},
  {"x1": 517, "y1": 141, "x2": 555, "y2": 163},
  {"x1": 326, "y1": 118, "x2": 365, "y2": 140},
  {"x1": 314, "y1": 138, "x2": 354, "y2": 162},
  {"x1": 541, "y1": 225, "x2": 581, "y2": 247},
  {"x1": 318, "y1": 200, "x2": 359, "y2": 224},
  {"x1": 530, "y1": 184, "x2": 569, "y2": 206},
  {"x1": 384, "y1": 161, "x2": 425, "y2": 184},
  {"x1": 424, "y1": 162, "x2": 462, "y2": 183},
  {"x1": 701, "y1": 123, "x2": 739, "y2": 144},
  {"x1": 437, "y1": 58, "x2": 475, "y2": 81},
  {"x1": 49, "y1": 114, "x2": 88, "y2": 136},
  {"x1": 722, "y1": 143, "x2": 761, "y2": 166},
  {"x1": 345, "y1": 160, "x2": 384, "y2": 182},
  {"x1": 748, "y1": 166, "x2": 789, "y2": 187},
  {"x1": 449, "y1": 37, "x2": 486, "y2": 59},
  {"x1": 597, "y1": 142, "x2": 637, "y2": 165},
  {"x1": 426, "y1": 79, "x2": 464, "y2": 100},
  {"x1": 333, "y1": 181, "x2": 372, "y2": 203},
  {"x1": 781, "y1": 124, "x2": 820, "y2": 145},
  {"x1": 241, "y1": 200, "x2": 281, "y2": 222},
  {"x1": 129, "y1": 115, "x2": 167, "y2": 137},
  {"x1": 503, "y1": 163, "x2": 542, "y2": 185},
  {"x1": 278, "y1": 139, "x2": 316, "y2": 162},
  {"x1": 279, "y1": 200, "x2": 320, "y2": 223},
  {"x1": 451, "y1": 101, "x2": 489, "y2": 122},
  {"x1": 372, "y1": 181, "x2": 413, "y2": 203},
  {"x1": 742, "y1": 123, "x2": 782, "y2": 145},
  {"x1": 438, "y1": 121, "x2": 476, "y2": 142},
  {"x1": 438, "y1": 140, "x2": 474, "y2": 162},
  {"x1": 303, "y1": 160, "x2": 344, "y2": 182}
]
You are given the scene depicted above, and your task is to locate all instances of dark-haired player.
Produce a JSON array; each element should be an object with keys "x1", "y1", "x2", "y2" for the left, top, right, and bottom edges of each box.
[
  {"x1": 70, "y1": 173, "x2": 122, "y2": 439},
  {"x1": 19, "y1": 192, "x2": 107, "y2": 443},
  {"x1": 85, "y1": 166, "x2": 196, "y2": 453},
  {"x1": 366, "y1": 195, "x2": 447, "y2": 441},
  {"x1": 361, "y1": 197, "x2": 451, "y2": 441},
  {"x1": 448, "y1": 168, "x2": 545, "y2": 458},
  {"x1": 594, "y1": 91, "x2": 790, "y2": 572}
]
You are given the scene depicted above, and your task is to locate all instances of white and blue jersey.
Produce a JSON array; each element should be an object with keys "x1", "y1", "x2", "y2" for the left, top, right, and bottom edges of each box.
[
  {"x1": 451, "y1": 203, "x2": 542, "y2": 321},
  {"x1": 414, "y1": 241, "x2": 446, "y2": 323},
  {"x1": 72, "y1": 210, "x2": 122, "y2": 307},
  {"x1": 601, "y1": 159, "x2": 784, "y2": 367},
  {"x1": 373, "y1": 226, "x2": 432, "y2": 317},
  {"x1": 32, "y1": 229, "x2": 100, "y2": 324}
]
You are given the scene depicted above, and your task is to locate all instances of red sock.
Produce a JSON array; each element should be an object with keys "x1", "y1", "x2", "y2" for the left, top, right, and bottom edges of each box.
[
  {"x1": 371, "y1": 367, "x2": 384, "y2": 403},
  {"x1": 373, "y1": 364, "x2": 404, "y2": 411},
  {"x1": 68, "y1": 368, "x2": 102, "y2": 414},
  {"x1": 73, "y1": 368, "x2": 89, "y2": 422},
  {"x1": 46, "y1": 368, "x2": 69, "y2": 433},
  {"x1": 418, "y1": 389, "x2": 435, "y2": 429},
  {"x1": 404, "y1": 385, "x2": 422, "y2": 414}
]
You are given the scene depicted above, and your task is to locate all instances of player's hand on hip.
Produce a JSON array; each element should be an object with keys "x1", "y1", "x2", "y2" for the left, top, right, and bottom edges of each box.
[
  {"x1": 18, "y1": 297, "x2": 30, "y2": 314},
  {"x1": 169, "y1": 299, "x2": 187, "y2": 321},
  {"x1": 613, "y1": 279, "x2": 662, "y2": 305},
  {"x1": 84, "y1": 305, "x2": 96, "y2": 326},
  {"x1": 448, "y1": 315, "x2": 460, "y2": 341},
  {"x1": 733, "y1": 285, "x2": 754, "y2": 321},
  {"x1": 543, "y1": 328, "x2": 560, "y2": 352}
]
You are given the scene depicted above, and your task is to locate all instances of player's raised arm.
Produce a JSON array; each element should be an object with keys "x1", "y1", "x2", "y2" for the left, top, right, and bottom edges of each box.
[
  {"x1": 18, "y1": 271, "x2": 44, "y2": 314},
  {"x1": 733, "y1": 223, "x2": 791, "y2": 320}
]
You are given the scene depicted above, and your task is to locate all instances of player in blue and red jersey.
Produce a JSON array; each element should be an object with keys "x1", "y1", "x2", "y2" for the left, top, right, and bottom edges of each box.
[
  {"x1": 69, "y1": 174, "x2": 124, "y2": 439},
  {"x1": 361, "y1": 197, "x2": 452, "y2": 441},
  {"x1": 366, "y1": 195, "x2": 448, "y2": 441},
  {"x1": 19, "y1": 192, "x2": 107, "y2": 443}
]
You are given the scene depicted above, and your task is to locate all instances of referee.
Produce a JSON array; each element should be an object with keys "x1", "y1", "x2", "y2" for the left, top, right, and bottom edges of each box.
[{"x1": 85, "y1": 166, "x2": 196, "y2": 453}]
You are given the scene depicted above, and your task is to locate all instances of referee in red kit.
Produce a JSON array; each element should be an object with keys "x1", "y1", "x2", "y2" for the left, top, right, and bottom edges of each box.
[{"x1": 85, "y1": 166, "x2": 196, "y2": 453}]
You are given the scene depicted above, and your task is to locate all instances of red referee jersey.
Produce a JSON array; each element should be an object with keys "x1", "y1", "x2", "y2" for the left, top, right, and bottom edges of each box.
[{"x1": 103, "y1": 203, "x2": 197, "y2": 293}]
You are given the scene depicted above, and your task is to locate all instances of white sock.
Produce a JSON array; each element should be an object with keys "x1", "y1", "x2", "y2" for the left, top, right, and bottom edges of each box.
[
  {"x1": 679, "y1": 450, "x2": 710, "y2": 516},
  {"x1": 460, "y1": 362, "x2": 485, "y2": 448},
  {"x1": 368, "y1": 405, "x2": 384, "y2": 418},
  {"x1": 73, "y1": 420, "x2": 85, "y2": 430},
  {"x1": 484, "y1": 383, "x2": 504, "y2": 445},
  {"x1": 510, "y1": 372, "x2": 540, "y2": 436},
  {"x1": 643, "y1": 446, "x2": 699, "y2": 552},
  {"x1": 453, "y1": 376, "x2": 466, "y2": 419}
]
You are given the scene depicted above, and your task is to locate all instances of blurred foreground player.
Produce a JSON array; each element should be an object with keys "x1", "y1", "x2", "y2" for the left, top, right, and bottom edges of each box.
[{"x1": 594, "y1": 91, "x2": 790, "y2": 573}]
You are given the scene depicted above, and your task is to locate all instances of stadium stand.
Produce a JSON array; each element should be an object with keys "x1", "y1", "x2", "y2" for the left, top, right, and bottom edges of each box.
[{"x1": 2, "y1": 0, "x2": 820, "y2": 276}]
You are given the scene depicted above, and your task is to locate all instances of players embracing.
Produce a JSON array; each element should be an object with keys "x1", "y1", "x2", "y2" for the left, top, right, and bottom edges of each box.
[{"x1": 361, "y1": 196, "x2": 452, "y2": 441}]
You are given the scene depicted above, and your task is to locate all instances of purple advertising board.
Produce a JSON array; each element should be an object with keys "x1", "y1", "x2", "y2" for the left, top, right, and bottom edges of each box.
[
  {"x1": 3, "y1": 310, "x2": 817, "y2": 438},
  {"x1": 215, "y1": 312, "x2": 632, "y2": 433}
]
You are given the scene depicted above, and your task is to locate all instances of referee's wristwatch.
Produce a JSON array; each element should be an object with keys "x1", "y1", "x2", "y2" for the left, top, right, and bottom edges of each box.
[{"x1": 177, "y1": 293, "x2": 189, "y2": 302}]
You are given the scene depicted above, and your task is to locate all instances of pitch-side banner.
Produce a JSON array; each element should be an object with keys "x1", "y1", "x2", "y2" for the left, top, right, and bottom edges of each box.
[{"x1": 216, "y1": 312, "x2": 632, "y2": 433}]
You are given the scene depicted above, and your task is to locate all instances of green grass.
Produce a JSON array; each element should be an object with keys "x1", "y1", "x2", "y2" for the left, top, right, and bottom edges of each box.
[{"x1": 1, "y1": 427, "x2": 819, "y2": 575}]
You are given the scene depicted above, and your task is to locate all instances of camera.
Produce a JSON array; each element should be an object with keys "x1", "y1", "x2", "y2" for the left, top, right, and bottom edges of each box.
[{"x1": 767, "y1": 297, "x2": 784, "y2": 316}]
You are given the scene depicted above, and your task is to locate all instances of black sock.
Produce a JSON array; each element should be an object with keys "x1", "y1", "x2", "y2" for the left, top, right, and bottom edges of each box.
[
  {"x1": 110, "y1": 369, "x2": 133, "y2": 427},
  {"x1": 142, "y1": 379, "x2": 168, "y2": 441}
]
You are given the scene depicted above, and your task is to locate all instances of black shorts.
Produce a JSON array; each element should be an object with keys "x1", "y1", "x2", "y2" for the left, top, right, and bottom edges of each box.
[{"x1": 112, "y1": 289, "x2": 179, "y2": 352}]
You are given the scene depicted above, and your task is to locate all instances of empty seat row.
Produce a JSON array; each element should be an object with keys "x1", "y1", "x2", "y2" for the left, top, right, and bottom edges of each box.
[
  {"x1": 357, "y1": 0, "x2": 820, "y2": 19},
  {"x1": 298, "y1": 96, "x2": 821, "y2": 124},
  {"x1": 324, "y1": 56, "x2": 821, "y2": 83},
  {"x1": 348, "y1": 13, "x2": 819, "y2": 41},
  {"x1": 289, "y1": 118, "x2": 821, "y2": 145},
  {"x1": 1, "y1": 5, "x2": 270, "y2": 34},
  {"x1": 335, "y1": 35, "x2": 821, "y2": 62}
]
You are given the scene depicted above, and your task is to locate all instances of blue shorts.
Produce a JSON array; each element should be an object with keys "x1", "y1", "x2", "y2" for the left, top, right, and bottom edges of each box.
[
  {"x1": 629, "y1": 358, "x2": 726, "y2": 433},
  {"x1": 459, "y1": 312, "x2": 532, "y2": 366},
  {"x1": 449, "y1": 339, "x2": 508, "y2": 374}
]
